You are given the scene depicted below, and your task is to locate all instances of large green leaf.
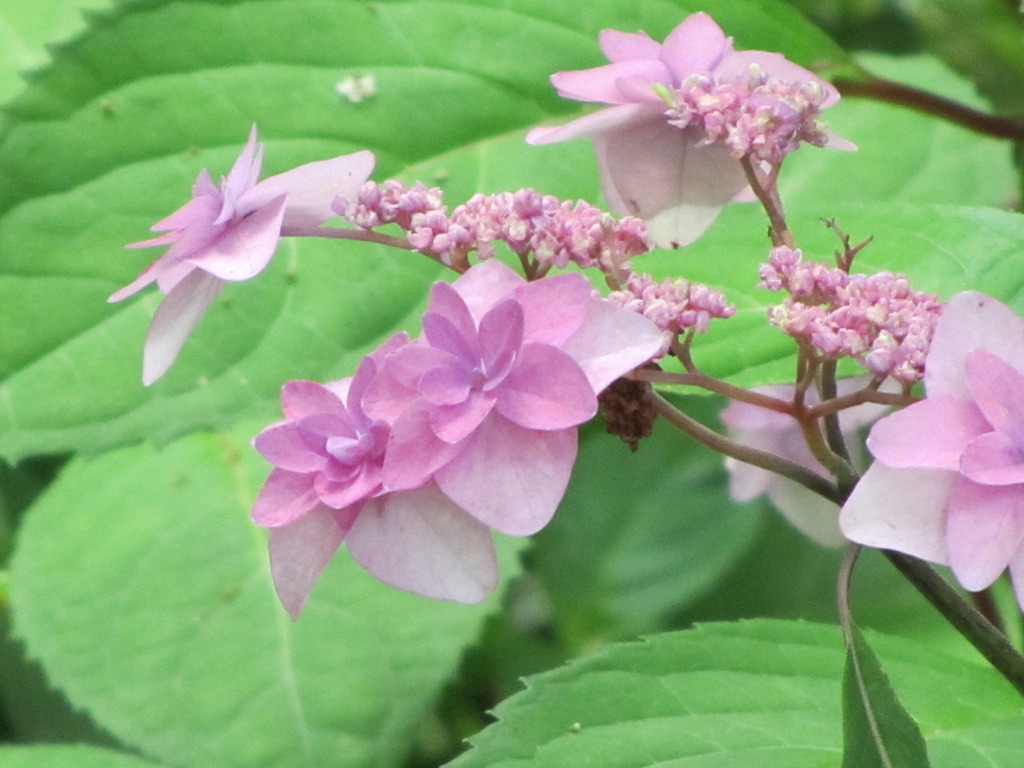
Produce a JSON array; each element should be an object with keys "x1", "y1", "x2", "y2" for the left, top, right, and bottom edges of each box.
[
  {"x1": 531, "y1": 399, "x2": 763, "y2": 645},
  {"x1": 448, "y1": 620, "x2": 1024, "y2": 768},
  {"x1": 0, "y1": 745, "x2": 167, "y2": 768},
  {"x1": 10, "y1": 423, "x2": 520, "y2": 768}
]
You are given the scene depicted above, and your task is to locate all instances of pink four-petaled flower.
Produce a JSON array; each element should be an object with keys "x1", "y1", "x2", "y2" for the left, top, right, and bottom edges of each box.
[
  {"x1": 841, "y1": 292, "x2": 1024, "y2": 608},
  {"x1": 252, "y1": 259, "x2": 664, "y2": 614},
  {"x1": 527, "y1": 12, "x2": 847, "y2": 248},
  {"x1": 111, "y1": 126, "x2": 374, "y2": 384}
]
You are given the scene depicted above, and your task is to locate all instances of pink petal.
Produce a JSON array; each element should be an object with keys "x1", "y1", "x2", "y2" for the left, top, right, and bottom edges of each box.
[
  {"x1": 268, "y1": 504, "x2": 354, "y2": 618},
  {"x1": 559, "y1": 298, "x2": 664, "y2": 393},
  {"x1": 423, "y1": 311, "x2": 479, "y2": 367},
  {"x1": 660, "y1": 12, "x2": 731, "y2": 81},
  {"x1": 595, "y1": 119, "x2": 749, "y2": 248},
  {"x1": 435, "y1": 414, "x2": 577, "y2": 535},
  {"x1": 965, "y1": 348, "x2": 1024, "y2": 448},
  {"x1": 598, "y1": 29, "x2": 660, "y2": 62},
  {"x1": 514, "y1": 272, "x2": 592, "y2": 346},
  {"x1": 418, "y1": 360, "x2": 474, "y2": 406},
  {"x1": 315, "y1": 463, "x2": 383, "y2": 509},
  {"x1": 280, "y1": 380, "x2": 349, "y2": 420},
  {"x1": 496, "y1": 344, "x2": 597, "y2": 429},
  {"x1": 1008, "y1": 547, "x2": 1024, "y2": 611},
  {"x1": 189, "y1": 194, "x2": 287, "y2": 281},
  {"x1": 715, "y1": 51, "x2": 840, "y2": 107},
  {"x1": 141, "y1": 269, "x2": 223, "y2": 385},
  {"x1": 867, "y1": 396, "x2": 989, "y2": 470},
  {"x1": 346, "y1": 485, "x2": 498, "y2": 603},
  {"x1": 252, "y1": 150, "x2": 376, "y2": 227},
  {"x1": 108, "y1": 256, "x2": 167, "y2": 302},
  {"x1": 222, "y1": 125, "x2": 263, "y2": 201},
  {"x1": 383, "y1": 402, "x2": 465, "y2": 490},
  {"x1": 251, "y1": 468, "x2": 322, "y2": 527},
  {"x1": 430, "y1": 391, "x2": 496, "y2": 444},
  {"x1": 926, "y1": 292, "x2": 1024, "y2": 399},
  {"x1": 946, "y1": 479, "x2": 1024, "y2": 591},
  {"x1": 253, "y1": 423, "x2": 327, "y2": 473},
  {"x1": 428, "y1": 280, "x2": 479, "y2": 341},
  {"x1": 839, "y1": 464, "x2": 955, "y2": 564},
  {"x1": 550, "y1": 60, "x2": 669, "y2": 104},
  {"x1": 478, "y1": 298, "x2": 524, "y2": 379},
  {"x1": 961, "y1": 432, "x2": 1024, "y2": 485}
]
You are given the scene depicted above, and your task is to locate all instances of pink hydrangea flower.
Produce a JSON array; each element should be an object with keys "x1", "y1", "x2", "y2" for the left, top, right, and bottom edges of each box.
[
  {"x1": 721, "y1": 378, "x2": 889, "y2": 545},
  {"x1": 112, "y1": 126, "x2": 375, "y2": 384},
  {"x1": 364, "y1": 258, "x2": 665, "y2": 536},
  {"x1": 252, "y1": 259, "x2": 664, "y2": 614},
  {"x1": 252, "y1": 337, "x2": 499, "y2": 616},
  {"x1": 841, "y1": 292, "x2": 1024, "y2": 609},
  {"x1": 526, "y1": 13, "x2": 847, "y2": 248}
]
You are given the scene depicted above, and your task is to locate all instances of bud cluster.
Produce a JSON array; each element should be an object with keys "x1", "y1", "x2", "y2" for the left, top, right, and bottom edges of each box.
[
  {"x1": 340, "y1": 182, "x2": 650, "y2": 273},
  {"x1": 665, "y1": 68, "x2": 836, "y2": 164},
  {"x1": 760, "y1": 246, "x2": 943, "y2": 382}
]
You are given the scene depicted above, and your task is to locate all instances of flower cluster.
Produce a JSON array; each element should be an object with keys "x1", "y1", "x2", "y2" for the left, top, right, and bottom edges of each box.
[
  {"x1": 841, "y1": 292, "x2": 1024, "y2": 609},
  {"x1": 607, "y1": 272, "x2": 735, "y2": 356},
  {"x1": 251, "y1": 259, "x2": 664, "y2": 615},
  {"x1": 760, "y1": 246, "x2": 943, "y2": 382},
  {"x1": 526, "y1": 12, "x2": 849, "y2": 248},
  {"x1": 341, "y1": 182, "x2": 650, "y2": 274},
  {"x1": 113, "y1": 126, "x2": 375, "y2": 384}
]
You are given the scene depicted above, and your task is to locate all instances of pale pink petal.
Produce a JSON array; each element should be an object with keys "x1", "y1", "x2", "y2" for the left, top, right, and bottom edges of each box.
[
  {"x1": 219, "y1": 126, "x2": 263, "y2": 212},
  {"x1": 926, "y1": 292, "x2": 1024, "y2": 398},
  {"x1": 251, "y1": 150, "x2": 376, "y2": 227},
  {"x1": 595, "y1": 120, "x2": 748, "y2": 248},
  {"x1": 449, "y1": 258, "x2": 524, "y2": 322},
  {"x1": 280, "y1": 380, "x2": 349, "y2": 420},
  {"x1": 253, "y1": 424, "x2": 327, "y2": 473},
  {"x1": 724, "y1": 456, "x2": 775, "y2": 501},
  {"x1": 513, "y1": 273, "x2": 592, "y2": 346},
  {"x1": 268, "y1": 504, "x2": 354, "y2": 618},
  {"x1": 965, "y1": 349, "x2": 1024, "y2": 447},
  {"x1": 422, "y1": 311, "x2": 479, "y2": 367},
  {"x1": 315, "y1": 463, "x2": 383, "y2": 510},
  {"x1": 1008, "y1": 547, "x2": 1024, "y2": 611},
  {"x1": 946, "y1": 480, "x2": 1024, "y2": 591},
  {"x1": 109, "y1": 257, "x2": 167, "y2": 302},
  {"x1": 960, "y1": 432, "x2": 1024, "y2": 486},
  {"x1": 418, "y1": 360, "x2": 473, "y2": 406},
  {"x1": 660, "y1": 12, "x2": 731, "y2": 80},
  {"x1": 559, "y1": 298, "x2": 664, "y2": 392},
  {"x1": 435, "y1": 414, "x2": 577, "y2": 535},
  {"x1": 715, "y1": 51, "x2": 840, "y2": 106},
  {"x1": 251, "y1": 468, "x2": 321, "y2": 527},
  {"x1": 598, "y1": 28, "x2": 660, "y2": 62},
  {"x1": 141, "y1": 270, "x2": 223, "y2": 385},
  {"x1": 839, "y1": 464, "x2": 955, "y2": 564},
  {"x1": 346, "y1": 486, "x2": 498, "y2": 603},
  {"x1": 766, "y1": 479, "x2": 845, "y2": 547},
  {"x1": 189, "y1": 194, "x2": 287, "y2": 281},
  {"x1": 496, "y1": 344, "x2": 597, "y2": 429},
  {"x1": 550, "y1": 60, "x2": 669, "y2": 104},
  {"x1": 525, "y1": 103, "x2": 660, "y2": 147},
  {"x1": 867, "y1": 397, "x2": 989, "y2": 470}
]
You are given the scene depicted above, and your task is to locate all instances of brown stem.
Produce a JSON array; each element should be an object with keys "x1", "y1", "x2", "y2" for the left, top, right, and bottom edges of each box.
[
  {"x1": 836, "y1": 76, "x2": 1024, "y2": 141},
  {"x1": 651, "y1": 392, "x2": 842, "y2": 504}
]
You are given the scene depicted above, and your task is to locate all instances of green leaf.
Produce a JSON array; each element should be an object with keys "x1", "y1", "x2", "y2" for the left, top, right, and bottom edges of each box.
[
  {"x1": 10, "y1": 423, "x2": 520, "y2": 768},
  {"x1": 0, "y1": 0, "x2": 114, "y2": 108},
  {"x1": 448, "y1": 620, "x2": 1024, "y2": 768},
  {"x1": 531, "y1": 399, "x2": 763, "y2": 645},
  {"x1": 843, "y1": 625, "x2": 931, "y2": 768},
  {"x1": 0, "y1": 744, "x2": 168, "y2": 768}
]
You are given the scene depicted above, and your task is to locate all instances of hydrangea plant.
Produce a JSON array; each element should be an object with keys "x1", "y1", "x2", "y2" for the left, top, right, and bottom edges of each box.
[{"x1": 3, "y1": 3, "x2": 1024, "y2": 768}]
